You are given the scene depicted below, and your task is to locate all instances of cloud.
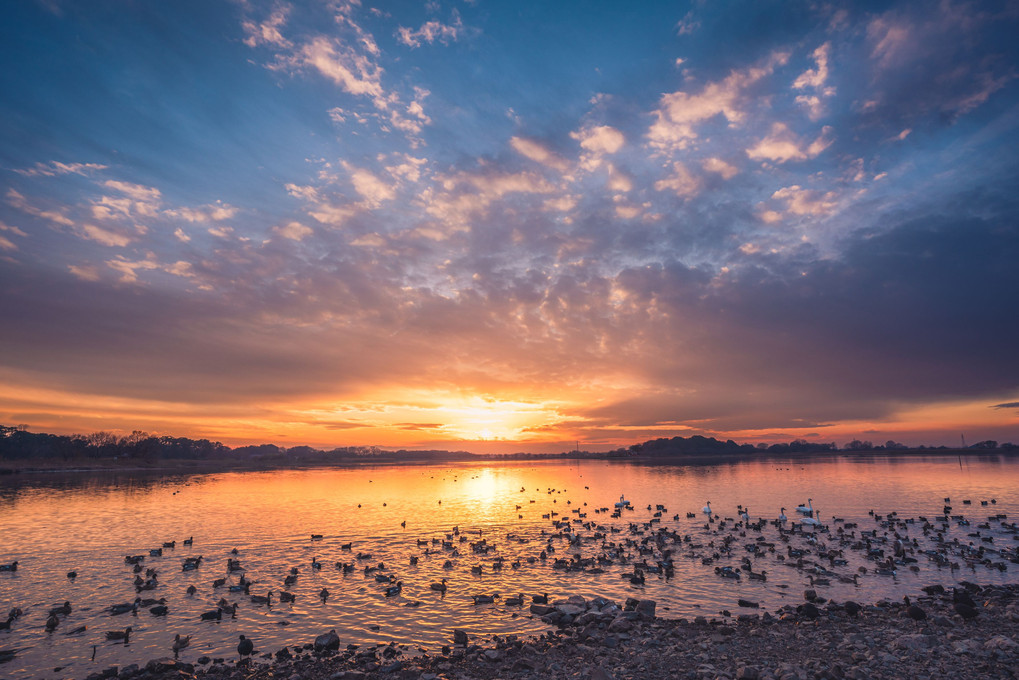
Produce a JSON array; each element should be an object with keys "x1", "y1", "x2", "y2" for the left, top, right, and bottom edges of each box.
[
  {"x1": 992, "y1": 402, "x2": 1019, "y2": 409},
  {"x1": 702, "y1": 157, "x2": 739, "y2": 180},
  {"x1": 746, "y1": 123, "x2": 833, "y2": 163},
  {"x1": 274, "y1": 221, "x2": 313, "y2": 241},
  {"x1": 106, "y1": 255, "x2": 161, "y2": 283},
  {"x1": 14, "y1": 161, "x2": 107, "y2": 177},
  {"x1": 863, "y1": 2, "x2": 1016, "y2": 122},
  {"x1": 290, "y1": 36, "x2": 383, "y2": 99},
  {"x1": 654, "y1": 161, "x2": 702, "y2": 198},
  {"x1": 571, "y1": 125, "x2": 625, "y2": 155},
  {"x1": 793, "y1": 42, "x2": 832, "y2": 91},
  {"x1": 68, "y1": 265, "x2": 101, "y2": 281},
  {"x1": 510, "y1": 137, "x2": 570, "y2": 173},
  {"x1": 397, "y1": 12, "x2": 464, "y2": 48},
  {"x1": 242, "y1": 4, "x2": 292, "y2": 49},
  {"x1": 7, "y1": 188, "x2": 74, "y2": 226},
  {"x1": 647, "y1": 51, "x2": 789, "y2": 153},
  {"x1": 768, "y1": 185, "x2": 838, "y2": 218},
  {"x1": 0, "y1": 221, "x2": 27, "y2": 251},
  {"x1": 80, "y1": 224, "x2": 131, "y2": 247},
  {"x1": 164, "y1": 204, "x2": 238, "y2": 223},
  {"x1": 346, "y1": 164, "x2": 397, "y2": 206}
]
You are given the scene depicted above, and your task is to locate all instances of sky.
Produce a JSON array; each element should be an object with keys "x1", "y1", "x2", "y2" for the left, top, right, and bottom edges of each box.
[{"x1": 1, "y1": 0, "x2": 1018, "y2": 453}]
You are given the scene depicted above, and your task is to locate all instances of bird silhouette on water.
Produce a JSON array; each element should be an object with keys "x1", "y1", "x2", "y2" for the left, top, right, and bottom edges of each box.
[{"x1": 237, "y1": 634, "x2": 254, "y2": 661}]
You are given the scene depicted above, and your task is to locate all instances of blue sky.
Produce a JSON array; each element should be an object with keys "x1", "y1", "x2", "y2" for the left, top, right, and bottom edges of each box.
[{"x1": 1, "y1": 0, "x2": 1017, "y2": 450}]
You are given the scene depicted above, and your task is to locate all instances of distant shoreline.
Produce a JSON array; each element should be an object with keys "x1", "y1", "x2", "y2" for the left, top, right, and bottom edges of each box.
[{"x1": 1, "y1": 447, "x2": 1014, "y2": 477}]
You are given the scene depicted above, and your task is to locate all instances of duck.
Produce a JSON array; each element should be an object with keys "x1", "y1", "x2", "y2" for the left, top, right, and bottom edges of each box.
[
  {"x1": 172, "y1": 633, "x2": 191, "y2": 657},
  {"x1": 279, "y1": 591, "x2": 295, "y2": 603},
  {"x1": 237, "y1": 634, "x2": 254, "y2": 660},
  {"x1": 319, "y1": 588, "x2": 330, "y2": 603},
  {"x1": 0, "y1": 561, "x2": 19, "y2": 572},
  {"x1": 471, "y1": 593, "x2": 499, "y2": 604},
  {"x1": 186, "y1": 585, "x2": 197, "y2": 596},
  {"x1": 250, "y1": 591, "x2": 273, "y2": 605},
  {"x1": 49, "y1": 601, "x2": 72, "y2": 616},
  {"x1": 199, "y1": 608, "x2": 222, "y2": 621},
  {"x1": 109, "y1": 599, "x2": 140, "y2": 615},
  {"x1": 384, "y1": 582, "x2": 403, "y2": 597},
  {"x1": 504, "y1": 594, "x2": 524, "y2": 606},
  {"x1": 45, "y1": 613, "x2": 60, "y2": 631},
  {"x1": 532, "y1": 593, "x2": 549, "y2": 604},
  {"x1": 105, "y1": 627, "x2": 132, "y2": 642},
  {"x1": 182, "y1": 536, "x2": 193, "y2": 546},
  {"x1": 430, "y1": 578, "x2": 448, "y2": 592},
  {"x1": 149, "y1": 604, "x2": 169, "y2": 616}
]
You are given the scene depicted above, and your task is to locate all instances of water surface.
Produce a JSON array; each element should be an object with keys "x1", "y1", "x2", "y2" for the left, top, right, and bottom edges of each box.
[{"x1": 1, "y1": 455, "x2": 1016, "y2": 679}]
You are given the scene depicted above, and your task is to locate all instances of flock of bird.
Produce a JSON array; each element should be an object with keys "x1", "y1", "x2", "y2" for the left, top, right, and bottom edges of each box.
[{"x1": 1, "y1": 488, "x2": 1016, "y2": 668}]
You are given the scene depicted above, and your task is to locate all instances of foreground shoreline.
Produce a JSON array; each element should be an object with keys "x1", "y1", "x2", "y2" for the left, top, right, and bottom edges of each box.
[{"x1": 74, "y1": 583, "x2": 1019, "y2": 680}]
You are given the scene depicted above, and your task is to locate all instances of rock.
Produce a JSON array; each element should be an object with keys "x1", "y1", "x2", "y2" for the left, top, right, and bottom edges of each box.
[
  {"x1": 636, "y1": 599, "x2": 657, "y2": 618},
  {"x1": 951, "y1": 639, "x2": 982, "y2": 655},
  {"x1": 737, "y1": 667, "x2": 760, "y2": 680},
  {"x1": 453, "y1": 629, "x2": 468, "y2": 645},
  {"x1": 556, "y1": 603, "x2": 585, "y2": 617},
  {"x1": 483, "y1": 650, "x2": 501, "y2": 661},
  {"x1": 512, "y1": 658, "x2": 538, "y2": 671},
  {"x1": 589, "y1": 668, "x2": 615, "y2": 680},
  {"x1": 804, "y1": 589, "x2": 817, "y2": 602},
  {"x1": 798, "y1": 603, "x2": 820, "y2": 620},
  {"x1": 118, "y1": 664, "x2": 139, "y2": 678},
  {"x1": 197, "y1": 656, "x2": 211, "y2": 665},
  {"x1": 983, "y1": 636, "x2": 1019, "y2": 651},
  {"x1": 892, "y1": 634, "x2": 931, "y2": 651},
  {"x1": 608, "y1": 616, "x2": 633, "y2": 632},
  {"x1": 530, "y1": 604, "x2": 556, "y2": 616},
  {"x1": 381, "y1": 661, "x2": 402, "y2": 673},
  {"x1": 738, "y1": 599, "x2": 760, "y2": 609},
  {"x1": 315, "y1": 630, "x2": 341, "y2": 652}
]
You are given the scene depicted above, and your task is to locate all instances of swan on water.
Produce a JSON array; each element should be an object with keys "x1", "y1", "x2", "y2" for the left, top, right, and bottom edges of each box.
[
  {"x1": 778, "y1": 507, "x2": 787, "y2": 522},
  {"x1": 796, "y1": 498, "x2": 814, "y2": 515},
  {"x1": 703, "y1": 501, "x2": 712, "y2": 515},
  {"x1": 801, "y1": 507, "x2": 822, "y2": 526}
]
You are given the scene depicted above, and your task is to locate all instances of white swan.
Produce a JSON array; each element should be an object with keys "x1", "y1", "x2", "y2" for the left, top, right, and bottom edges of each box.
[
  {"x1": 702, "y1": 501, "x2": 712, "y2": 515},
  {"x1": 778, "y1": 507, "x2": 787, "y2": 522},
  {"x1": 801, "y1": 507, "x2": 822, "y2": 526},
  {"x1": 740, "y1": 506, "x2": 749, "y2": 522},
  {"x1": 796, "y1": 498, "x2": 814, "y2": 515}
]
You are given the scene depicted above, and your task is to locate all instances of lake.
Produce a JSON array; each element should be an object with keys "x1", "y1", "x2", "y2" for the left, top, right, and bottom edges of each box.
[{"x1": 1, "y1": 454, "x2": 1017, "y2": 679}]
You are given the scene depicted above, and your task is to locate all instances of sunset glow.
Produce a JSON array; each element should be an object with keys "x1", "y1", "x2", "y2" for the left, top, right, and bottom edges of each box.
[{"x1": 1, "y1": 1, "x2": 1017, "y2": 451}]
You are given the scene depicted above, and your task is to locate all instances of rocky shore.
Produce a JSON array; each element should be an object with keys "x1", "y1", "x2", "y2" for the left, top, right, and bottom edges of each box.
[{"x1": 78, "y1": 582, "x2": 1019, "y2": 680}]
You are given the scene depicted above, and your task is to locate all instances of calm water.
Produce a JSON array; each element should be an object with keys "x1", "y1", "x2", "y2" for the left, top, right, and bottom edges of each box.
[{"x1": 1, "y1": 455, "x2": 1017, "y2": 679}]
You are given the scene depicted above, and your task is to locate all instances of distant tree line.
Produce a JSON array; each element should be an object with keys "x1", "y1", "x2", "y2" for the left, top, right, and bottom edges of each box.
[{"x1": 0, "y1": 424, "x2": 1014, "y2": 467}]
